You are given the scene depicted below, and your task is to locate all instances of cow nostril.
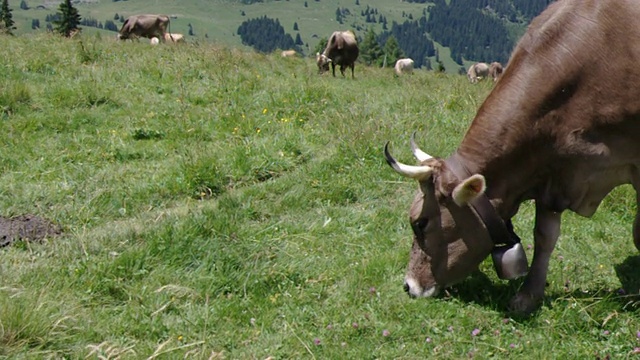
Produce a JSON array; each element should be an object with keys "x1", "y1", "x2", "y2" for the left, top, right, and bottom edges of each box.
[{"x1": 403, "y1": 282, "x2": 410, "y2": 294}]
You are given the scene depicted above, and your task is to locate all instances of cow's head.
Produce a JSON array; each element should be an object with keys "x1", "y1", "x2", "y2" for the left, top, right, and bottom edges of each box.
[
  {"x1": 385, "y1": 137, "x2": 495, "y2": 298},
  {"x1": 316, "y1": 52, "x2": 331, "y2": 74}
]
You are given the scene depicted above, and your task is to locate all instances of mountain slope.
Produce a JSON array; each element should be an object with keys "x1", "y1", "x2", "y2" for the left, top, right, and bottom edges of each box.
[{"x1": 11, "y1": 0, "x2": 553, "y2": 69}]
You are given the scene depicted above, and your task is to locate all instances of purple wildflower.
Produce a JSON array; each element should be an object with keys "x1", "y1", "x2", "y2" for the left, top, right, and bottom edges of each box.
[
  {"x1": 471, "y1": 328, "x2": 480, "y2": 336},
  {"x1": 510, "y1": 343, "x2": 516, "y2": 349},
  {"x1": 618, "y1": 288, "x2": 627, "y2": 295},
  {"x1": 352, "y1": 322, "x2": 359, "y2": 329},
  {"x1": 502, "y1": 318, "x2": 510, "y2": 324},
  {"x1": 634, "y1": 347, "x2": 640, "y2": 355},
  {"x1": 369, "y1": 287, "x2": 376, "y2": 294},
  {"x1": 382, "y1": 329, "x2": 390, "y2": 337},
  {"x1": 603, "y1": 330, "x2": 610, "y2": 336},
  {"x1": 313, "y1": 338, "x2": 321, "y2": 345},
  {"x1": 425, "y1": 337, "x2": 432, "y2": 343}
]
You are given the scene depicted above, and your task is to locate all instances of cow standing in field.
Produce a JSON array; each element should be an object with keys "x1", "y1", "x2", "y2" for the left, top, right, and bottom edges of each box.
[
  {"x1": 316, "y1": 30, "x2": 359, "y2": 78},
  {"x1": 394, "y1": 58, "x2": 415, "y2": 76},
  {"x1": 118, "y1": 15, "x2": 170, "y2": 42},
  {"x1": 489, "y1": 62, "x2": 504, "y2": 82},
  {"x1": 385, "y1": 0, "x2": 640, "y2": 315},
  {"x1": 466, "y1": 62, "x2": 490, "y2": 83},
  {"x1": 281, "y1": 50, "x2": 298, "y2": 58},
  {"x1": 164, "y1": 33, "x2": 185, "y2": 43}
]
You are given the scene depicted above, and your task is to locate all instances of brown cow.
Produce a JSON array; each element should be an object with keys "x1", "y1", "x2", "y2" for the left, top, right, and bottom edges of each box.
[
  {"x1": 118, "y1": 14, "x2": 170, "y2": 42},
  {"x1": 489, "y1": 62, "x2": 504, "y2": 82},
  {"x1": 316, "y1": 30, "x2": 359, "y2": 78},
  {"x1": 385, "y1": 0, "x2": 640, "y2": 315}
]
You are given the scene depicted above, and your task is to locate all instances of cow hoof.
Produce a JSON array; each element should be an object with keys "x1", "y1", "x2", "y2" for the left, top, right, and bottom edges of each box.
[{"x1": 508, "y1": 292, "x2": 542, "y2": 317}]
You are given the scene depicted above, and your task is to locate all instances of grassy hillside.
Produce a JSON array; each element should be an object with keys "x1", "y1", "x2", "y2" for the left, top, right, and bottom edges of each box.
[
  {"x1": 12, "y1": 0, "x2": 426, "y2": 49},
  {"x1": 1, "y1": 33, "x2": 640, "y2": 359}
]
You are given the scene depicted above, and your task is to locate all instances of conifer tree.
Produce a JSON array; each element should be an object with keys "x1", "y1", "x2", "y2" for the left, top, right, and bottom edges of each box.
[
  {"x1": 53, "y1": 0, "x2": 81, "y2": 37},
  {"x1": 383, "y1": 35, "x2": 403, "y2": 67},
  {"x1": 0, "y1": 0, "x2": 16, "y2": 35},
  {"x1": 359, "y1": 28, "x2": 382, "y2": 66}
]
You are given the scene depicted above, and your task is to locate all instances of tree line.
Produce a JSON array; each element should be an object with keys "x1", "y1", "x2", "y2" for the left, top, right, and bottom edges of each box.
[
  {"x1": 1, "y1": 0, "x2": 81, "y2": 37},
  {"x1": 237, "y1": 16, "x2": 301, "y2": 54},
  {"x1": 235, "y1": 0, "x2": 554, "y2": 68}
]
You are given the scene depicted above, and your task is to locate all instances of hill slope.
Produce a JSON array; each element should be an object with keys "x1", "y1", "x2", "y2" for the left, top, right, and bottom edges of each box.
[
  {"x1": 0, "y1": 32, "x2": 638, "y2": 359},
  {"x1": 11, "y1": 0, "x2": 553, "y2": 70}
]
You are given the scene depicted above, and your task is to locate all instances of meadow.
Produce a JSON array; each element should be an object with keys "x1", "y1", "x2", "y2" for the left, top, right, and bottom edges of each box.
[
  {"x1": 10, "y1": 0, "x2": 464, "y2": 72},
  {"x1": 1, "y1": 33, "x2": 640, "y2": 359}
]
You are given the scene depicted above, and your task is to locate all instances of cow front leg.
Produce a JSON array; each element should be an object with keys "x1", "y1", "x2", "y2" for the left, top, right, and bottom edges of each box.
[
  {"x1": 509, "y1": 203, "x2": 561, "y2": 315},
  {"x1": 634, "y1": 189, "x2": 640, "y2": 251}
]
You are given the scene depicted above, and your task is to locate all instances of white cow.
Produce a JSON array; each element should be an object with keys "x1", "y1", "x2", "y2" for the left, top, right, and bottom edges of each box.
[
  {"x1": 394, "y1": 58, "x2": 415, "y2": 75},
  {"x1": 281, "y1": 50, "x2": 298, "y2": 57},
  {"x1": 466, "y1": 62, "x2": 490, "y2": 83},
  {"x1": 164, "y1": 33, "x2": 185, "y2": 43}
]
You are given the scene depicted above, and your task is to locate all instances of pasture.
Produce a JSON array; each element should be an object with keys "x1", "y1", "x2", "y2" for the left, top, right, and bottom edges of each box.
[{"x1": 1, "y1": 33, "x2": 639, "y2": 359}]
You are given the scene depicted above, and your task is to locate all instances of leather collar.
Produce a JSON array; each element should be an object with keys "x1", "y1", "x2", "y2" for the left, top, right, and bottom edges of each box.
[{"x1": 445, "y1": 157, "x2": 519, "y2": 246}]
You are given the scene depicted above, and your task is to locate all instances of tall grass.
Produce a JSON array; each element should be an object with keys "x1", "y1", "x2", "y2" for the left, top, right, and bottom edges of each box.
[{"x1": 0, "y1": 33, "x2": 639, "y2": 359}]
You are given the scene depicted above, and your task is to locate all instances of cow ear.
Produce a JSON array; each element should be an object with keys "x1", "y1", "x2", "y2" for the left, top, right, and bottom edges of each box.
[{"x1": 452, "y1": 174, "x2": 486, "y2": 206}]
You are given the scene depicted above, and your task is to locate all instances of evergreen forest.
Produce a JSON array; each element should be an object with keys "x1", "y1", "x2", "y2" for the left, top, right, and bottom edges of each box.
[{"x1": 235, "y1": 0, "x2": 555, "y2": 68}]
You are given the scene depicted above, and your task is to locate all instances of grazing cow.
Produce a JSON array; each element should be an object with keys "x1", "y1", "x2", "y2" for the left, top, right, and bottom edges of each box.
[
  {"x1": 118, "y1": 14, "x2": 170, "y2": 42},
  {"x1": 164, "y1": 33, "x2": 185, "y2": 43},
  {"x1": 394, "y1": 58, "x2": 415, "y2": 75},
  {"x1": 489, "y1": 62, "x2": 504, "y2": 82},
  {"x1": 281, "y1": 50, "x2": 298, "y2": 58},
  {"x1": 384, "y1": 0, "x2": 640, "y2": 316},
  {"x1": 316, "y1": 30, "x2": 359, "y2": 78},
  {"x1": 150, "y1": 37, "x2": 160, "y2": 46},
  {"x1": 466, "y1": 62, "x2": 490, "y2": 83}
]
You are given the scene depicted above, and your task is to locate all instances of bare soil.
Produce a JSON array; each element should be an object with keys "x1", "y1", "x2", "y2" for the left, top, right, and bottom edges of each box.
[{"x1": 0, "y1": 214, "x2": 62, "y2": 247}]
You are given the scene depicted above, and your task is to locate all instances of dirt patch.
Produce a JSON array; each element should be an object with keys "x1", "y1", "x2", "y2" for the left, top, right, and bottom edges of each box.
[{"x1": 0, "y1": 214, "x2": 62, "y2": 248}]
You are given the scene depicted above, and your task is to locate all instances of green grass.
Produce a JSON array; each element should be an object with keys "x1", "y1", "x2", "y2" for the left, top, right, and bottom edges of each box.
[{"x1": 0, "y1": 33, "x2": 639, "y2": 359}]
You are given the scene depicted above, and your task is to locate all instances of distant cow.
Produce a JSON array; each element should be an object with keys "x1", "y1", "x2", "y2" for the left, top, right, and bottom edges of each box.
[
  {"x1": 150, "y1": 37, "x2": 160, "y2": 46},
  {"x1": 466, "y1": 62, "x2": 490, "y2": 83},
  {"x1": 281, "y1": 50, "x2": 298, "y2": 58},
  {"x1": 316, "y1": 30, "x2": 359, "y2": 78},
  {"x1": 395, "y1": 58, "x2": 415, "y2": 75},
  {"x1": 164, "y1": 33, "x2": 185, "y2": 43},
  {"x1": 489, "y1": 62, "x2": 504, "y2": 82},
  {"x1": 118, "y1": 14, "x2": 170, "y2": 42}
]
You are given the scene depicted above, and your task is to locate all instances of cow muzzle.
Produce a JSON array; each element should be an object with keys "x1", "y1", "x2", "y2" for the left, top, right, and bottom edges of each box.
[{"x1": 491, "y1": 242, "x2": 528, "y2": 280}]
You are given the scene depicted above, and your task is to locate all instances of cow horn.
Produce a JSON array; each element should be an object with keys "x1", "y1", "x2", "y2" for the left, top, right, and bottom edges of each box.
[
  {"x1": 384, "y1": 142, "x2": 434, "y2": 180},
  {"x1": 410, "y1": 132, "x2": 432, "y2": 162}
]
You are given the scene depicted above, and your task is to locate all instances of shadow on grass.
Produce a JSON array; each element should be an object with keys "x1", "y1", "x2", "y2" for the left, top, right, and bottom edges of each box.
[
  {"x1": 441, "y1": 271, "x2": 523, "y2": 312},
  {"x1": 437, "y1": 256, "x2": 640, "y2": 318}
]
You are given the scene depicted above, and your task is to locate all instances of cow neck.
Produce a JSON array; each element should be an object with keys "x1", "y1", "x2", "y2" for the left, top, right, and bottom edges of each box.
[{"x1": 445, "y1": 155, "x2": 519, "y2": 247}]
